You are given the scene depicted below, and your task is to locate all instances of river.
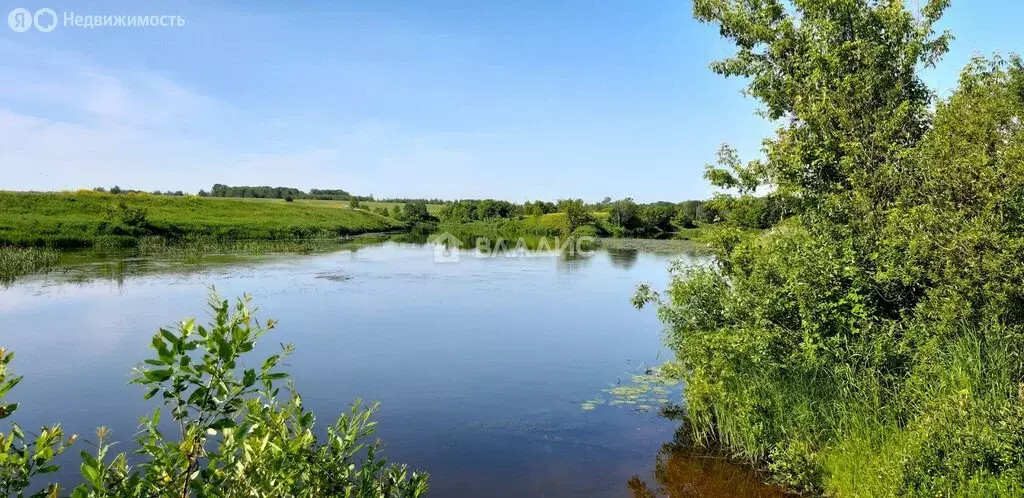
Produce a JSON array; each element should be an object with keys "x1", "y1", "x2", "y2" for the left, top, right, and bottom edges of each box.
[{"x1": 0, "y1": 236, "x2": 782, "y2": 497}]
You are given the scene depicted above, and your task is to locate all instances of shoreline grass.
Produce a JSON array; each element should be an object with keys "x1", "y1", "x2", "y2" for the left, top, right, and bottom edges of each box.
[{"x1": 0, "y1": 247, "x2": 60, "y2": 282}]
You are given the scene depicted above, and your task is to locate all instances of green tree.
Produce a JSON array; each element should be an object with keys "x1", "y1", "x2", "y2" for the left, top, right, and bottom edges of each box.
[
  {"x1": 608, "y1": 198, "x2": 641, "y2": 232},
  {"x1": 402, "y1": 202, "x2": 434, "y2": 223},
  {"x1": 631, "y1": 1, "x2": 1024, "y2": 495},
  {"x1": 694, "y1": 202, "x2": 718, "y2": 225},
  {"x1": 672, "y1": 200, "x2": 701, "y2": 229},
  {"x1": 557, "y1": 199, "x2": 591, "y2": 234},
  {"x1": 695, "y1": 0, "x2": 951, "y2": 213},
  {"x1": 638, "y1": 202, "x2": 676, "y2": 233}
]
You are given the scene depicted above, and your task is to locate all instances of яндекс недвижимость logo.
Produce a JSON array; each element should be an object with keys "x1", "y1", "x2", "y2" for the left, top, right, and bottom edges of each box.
[{"x1": 8, "y1": 7, "x2": 184, "y2": 32}]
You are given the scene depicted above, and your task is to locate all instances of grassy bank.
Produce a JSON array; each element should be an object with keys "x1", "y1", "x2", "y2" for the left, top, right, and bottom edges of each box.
[
  {"x1": 0, "y1": 191, "x2": 405, "y2": 248},
  {"x1": 437, "y1": 214, "x2": 569, "y2": 238}
]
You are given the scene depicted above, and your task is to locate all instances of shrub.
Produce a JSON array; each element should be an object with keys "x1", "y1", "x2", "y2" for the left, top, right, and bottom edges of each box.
[
  {"x1": 0, "y1": 291, "x2": 428, "y2": 497},
  {"x1": 107, "y1": 200, "x2": 150, "y2": 229}
]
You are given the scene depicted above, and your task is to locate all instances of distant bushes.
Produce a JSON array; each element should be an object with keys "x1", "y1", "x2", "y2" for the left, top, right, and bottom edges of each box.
[
  {"x1": 438, "y1": 199, "x2": 521, "y2": 222},
  {"x1": 435, "y1": 196, "x2": 786, "y2": 239},
  {"x1": 391, "y1": 201, "x2": 438, "y2": 224}
]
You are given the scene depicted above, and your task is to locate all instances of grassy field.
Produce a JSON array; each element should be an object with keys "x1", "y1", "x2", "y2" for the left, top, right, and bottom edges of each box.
[{"x1": 0, "y1": 191, "x2": 405, "y2": 247}]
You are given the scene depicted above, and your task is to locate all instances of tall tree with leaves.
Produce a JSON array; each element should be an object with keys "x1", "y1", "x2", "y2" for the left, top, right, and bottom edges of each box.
[{"x1": 697, "y1": 0, "x2": 951, "y2": 211}]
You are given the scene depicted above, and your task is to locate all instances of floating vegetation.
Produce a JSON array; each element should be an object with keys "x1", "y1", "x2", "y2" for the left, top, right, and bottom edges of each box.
[
  {"x1": 598, "y1": 237, "x2": 711, "y2": 255},
  {"x1": 582, "y1": 362, "x2": 683, "y2": 413},
  {"x1": 316, "y1": 271, "x2": 352, "y2": 282}
]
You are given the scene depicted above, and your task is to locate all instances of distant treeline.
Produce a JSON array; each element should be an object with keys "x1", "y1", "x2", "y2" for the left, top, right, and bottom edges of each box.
[
  {"x1": 94, "y1": 186, "x2": 186, "y2": 196},
  {"x1": 375, "y1": 197, "x2": 450, "y2": 205},
  {"x1": 437, "y1": 195, "x2": 791, "y2": 236},
  {"x1": 200, "y1": 185, "x2": 374, "y2": 201},
  {"x1": 86, "y1": 185, "x2": 788, "y2": 233},
  {"x1": 597, "y1": 196, "x2": 792, "y2": 233}
]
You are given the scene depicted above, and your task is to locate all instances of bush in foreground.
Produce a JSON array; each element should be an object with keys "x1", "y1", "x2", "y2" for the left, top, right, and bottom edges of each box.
[{"x1": 0, "y1": 291, "x2": 428, "y2": 497}]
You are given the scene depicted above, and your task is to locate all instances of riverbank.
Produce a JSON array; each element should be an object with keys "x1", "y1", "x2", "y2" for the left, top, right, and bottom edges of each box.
[{"x1": 0, "y1": 191, "x2": 405, "y2": 248}]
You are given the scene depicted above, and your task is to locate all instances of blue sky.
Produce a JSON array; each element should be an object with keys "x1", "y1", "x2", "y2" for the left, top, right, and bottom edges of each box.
[{"x1": 1, "y1": 1, "x2": 1020, "y2": 202}]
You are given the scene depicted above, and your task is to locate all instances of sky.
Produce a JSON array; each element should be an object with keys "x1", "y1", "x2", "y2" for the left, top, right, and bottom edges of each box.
[{"x1": 0, "y1": 1, "x2": 1021, "y2": 202}]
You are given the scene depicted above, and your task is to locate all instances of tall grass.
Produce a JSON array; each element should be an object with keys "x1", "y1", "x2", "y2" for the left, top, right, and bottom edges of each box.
[
  {"x1": 682, "y1": 329, "x2": 1024, "y2": 496},
  {"x1": 0, "y1": 247, "x2": 60, "y2": 282},
  {"x1": 818, "y1": 331, "x2": 1024, "y2": 497}
]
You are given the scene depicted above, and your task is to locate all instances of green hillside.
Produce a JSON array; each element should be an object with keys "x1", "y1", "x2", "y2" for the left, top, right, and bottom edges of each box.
[{"x1": 0, "y1": 191, "x2": 405, "y2": 247}]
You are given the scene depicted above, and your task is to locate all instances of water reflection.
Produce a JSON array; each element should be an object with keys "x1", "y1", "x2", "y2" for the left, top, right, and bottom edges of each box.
[
  {"x1": 30, "y1": 233, "x2": 679, "y2": 288},
  {"x1": 608, "y1": 248, "x2": 640, "y2": 269},
  {"x1": 628, "y1": 425, "x2": 788, "y2": 498}
]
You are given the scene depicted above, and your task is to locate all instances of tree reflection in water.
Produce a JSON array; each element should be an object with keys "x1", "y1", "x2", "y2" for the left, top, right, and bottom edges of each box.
[{"x1": 628, "y1": 426, "x2": 788, "y2": 498}]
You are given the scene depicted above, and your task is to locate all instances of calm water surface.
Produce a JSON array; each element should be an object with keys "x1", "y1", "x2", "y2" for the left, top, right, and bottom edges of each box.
[{"x1": 0, "y1": 239, "x2": 779, "y2": 497}]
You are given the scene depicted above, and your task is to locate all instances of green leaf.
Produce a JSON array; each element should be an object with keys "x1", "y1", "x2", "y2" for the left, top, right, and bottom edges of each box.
[
  {"x1": 0, "y1": 375, "x2": 22, "y2": 397},
  {"x1": 159, "y1": 328, "x2": 179, "y2": 348},
  {"x1": 0, "y1": 402, "x2": 18, "y2": 419},
  {"x1": 38, "y1": 464, "x2": 60, "y2": 474},
  {"x1": 243, "y1": 369, "x2": 256, "y2": 388},
  {"x1": 209, "y1": 418, "x2": 237, "y2": 430},
  {"x1": 81, "y1": 459, "x2": 101, "y2": 487},
  {"x1": 143, "y1": 369, "x2": 173, "y2": 382}
]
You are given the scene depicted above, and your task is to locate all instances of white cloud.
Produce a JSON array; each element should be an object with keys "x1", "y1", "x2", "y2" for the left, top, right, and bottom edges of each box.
[
  {"x1": 0, "y1": 40, "x2": 501, "y2": 196},
  {"x1": 0, "y1": 39, "x2": 223, "y2": 130}
]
